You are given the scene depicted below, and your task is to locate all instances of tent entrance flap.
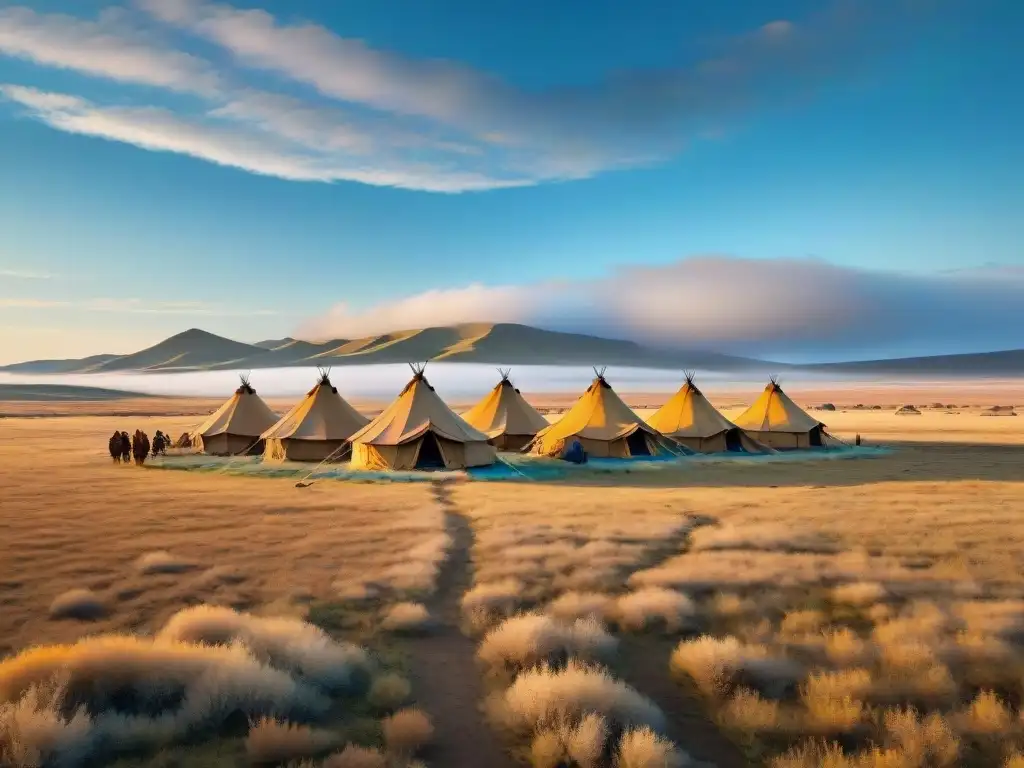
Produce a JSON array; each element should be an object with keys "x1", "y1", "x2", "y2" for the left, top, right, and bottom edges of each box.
[
  {"x1": 626, "y1": 430, "x2": 651, "y2": 457},
  {"x1": 809, "y1": 426, "x2": 823, "y2": 447},
  {"x1": 416, "y1": 432, "x2": 446, "y2": 469},
  {"x1": 725, "y1": 429, "x2": 742, "y2": 452}
]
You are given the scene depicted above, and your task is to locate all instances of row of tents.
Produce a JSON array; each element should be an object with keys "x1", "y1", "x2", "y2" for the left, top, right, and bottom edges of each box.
[{"x1": 181, "y1": 366, "x2": 831, "y2": 471}]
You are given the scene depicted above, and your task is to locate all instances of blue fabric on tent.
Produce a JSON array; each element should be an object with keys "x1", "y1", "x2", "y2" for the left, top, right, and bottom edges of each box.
[{"x1": 563, "y1": 439, "x2": 587, "y2": 464}]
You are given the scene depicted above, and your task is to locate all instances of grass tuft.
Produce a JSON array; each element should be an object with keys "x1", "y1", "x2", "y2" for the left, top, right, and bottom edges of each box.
[
  {"x1": 379, "y1": 603, "x2": 433, "y2": 633},
  {"x1": 47, "y1": 589, "x2": 106, "y2": 621},
  {"x1": 381, "y1": 708, "x2": 434, "y2": 756},
  {"x1": 496, "y1": 659, "x2": 665, "y2": 736},
  {"x1": 244, "y1": 716, "x2": 338, "y2": 765},
  {"x1": 612, "y1": 588, "x2": 695, "y2": 632},
  {"x1": 366, "y1": 673, "x2": 411, "y2": 712},
  {"x1": 478, "y1": 613, "x2": 617, "y2": 675}
]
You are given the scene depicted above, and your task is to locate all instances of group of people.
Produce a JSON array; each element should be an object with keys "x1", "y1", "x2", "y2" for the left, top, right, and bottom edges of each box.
[{"x1": 107, "y1": 429, "x2": 169, "y2": 465}]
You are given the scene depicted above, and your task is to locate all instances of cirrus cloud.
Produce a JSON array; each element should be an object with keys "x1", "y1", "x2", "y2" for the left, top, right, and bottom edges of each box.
[{"x1": 0, "y1": 0, "x2": 957, "y2": 191}]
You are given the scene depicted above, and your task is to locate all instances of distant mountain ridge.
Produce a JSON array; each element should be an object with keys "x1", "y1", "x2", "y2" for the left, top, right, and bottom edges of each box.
[
  {"x1": 806, "y1": 349, "x2": 1024, "y2": 376},
  {"x1": 3, "y1": 324, "x2": 1022, "y2": 376},
  {"x1": 2, "y1": 324, "x2": 769, "y2": 374}
]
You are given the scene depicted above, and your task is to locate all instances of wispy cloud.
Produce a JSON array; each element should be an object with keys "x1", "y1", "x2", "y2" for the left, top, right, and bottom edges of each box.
[
  {"x1": 296, "y1": 256, "x2": 1024, "y2": 360},
  {"x1": 0, "y1": 298, "x2": 66, "y2": 308},
  {"x1": 0, "y1": 6, "x2": 220, "y2": 95},
  {"x1": 0, "y1": 85, "x2": 531, "y2": 191},
  {"x1": 0, "y1": 0, "x2": 950, "y2": 191},
  {"x1": 0, "y1": 268, "x2": 54, "y2": 279},
  {"x1": 0, "y1": 295, "x2": 281, "y2": 315}
]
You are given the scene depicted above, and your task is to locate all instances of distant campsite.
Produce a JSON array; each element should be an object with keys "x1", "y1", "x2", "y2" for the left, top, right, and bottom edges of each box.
[{"x1": 105, "y1": 364, "x2": 875, "y2": 486}]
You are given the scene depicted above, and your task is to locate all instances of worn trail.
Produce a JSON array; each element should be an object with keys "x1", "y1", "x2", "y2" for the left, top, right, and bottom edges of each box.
[
  {"x1": 400, "y1": 480, "x2": 516, "y2": 768},
  {"x1": 615, "y1": 514, "x2": 752, "y2": 768}
]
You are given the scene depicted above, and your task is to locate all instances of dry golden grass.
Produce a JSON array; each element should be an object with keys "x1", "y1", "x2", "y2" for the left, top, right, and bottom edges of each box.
[
  {"x1": 615, "y1": 725, "x2": 689, "y2": 768},
  {"x1": 46, "y1": 588, "x2": 106, "y2": 621},
  {"x1": 319, "y1": 744, "x2": 388, "y2": 768},
  {"x1": 477, "y1": 613, "x2": 618, "y2": 675},
  {"x1": 365, "y1": 672, "x2": 411, "y2": 712},
  {"x1": 610, "y1": 587, "x2": 696, "y2": 632},
  {"x1": 0, "y1": 605, "x2": 381, "y2": 764},
  {"x1": 3, "y1": 395, "x2": 1024, "y2": 767},
  {"x1": 0, "y1": 416, "x2": 449, "y2": 654},
  {"x1": 244, "y1": 717, "x2": 340, "y2": 765},
  {"x1": 379, "y1": 602, "x2": 433, "y2": 633},
  {"x1": 530, "y1": 712, "x2": 608, "y2": 768},
  {"x1": 492, "y1": 659, "x2": 665, "y2": 738},
  {"x1": 381, "y1": 708, "x2": 434, "y2": 756}
]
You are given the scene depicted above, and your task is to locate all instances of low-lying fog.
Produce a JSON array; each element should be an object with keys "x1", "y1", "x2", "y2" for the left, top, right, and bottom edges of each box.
[{"x1": 0, "y1": 364, "x2": 859, "y2": 398}]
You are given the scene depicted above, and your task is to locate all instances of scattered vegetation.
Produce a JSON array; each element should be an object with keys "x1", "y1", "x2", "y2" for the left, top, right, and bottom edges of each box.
[
  {"x1": 134, "y1": 550, "x2": 196, "y2": 575},
  {"x1": 366, "y1": 673, "x2": 412, "y2": 712},
  {"x1": 381, "y1": 708, "x2": 434, "y2": 756},
  {"x1": 0, "y1": 606, "x2": 378, "y2": 765},
  {"x1": 493, "y1": 659, "x2": 665, "y2": 737},
  {"x1": 379, "y1": 603, "x2": 433, "y2": 634},
  {"x1": 245, "y1": 717, "x2": 339, "y2": 765},
  {"x1": 47, "y1": 589, "x2": 106, "y2": 621},
  {"x1": 478, "y1": 613, "x2": 618, "y2": 677}
]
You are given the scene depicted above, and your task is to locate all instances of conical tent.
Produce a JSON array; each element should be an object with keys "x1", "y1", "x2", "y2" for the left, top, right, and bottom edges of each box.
[
  {"x1": 350, "y1": 364, "x2": 497, "y2": 471},
  {"x1": 261, "y1": 368, "x2": 369, "y2": 462},
  {"x1": 530, "y1": 368, "x2": 676, "y2": 459},
  {"x1": 732, "y1": 377, "x2": 830, "y2": 450},
  {"x1": 461, "y1": 369, "x2": 550, "y2": 451},
  {"x1": 647, "y1": 373, "x2": 771, "y2": 453},
  {"x1": 192, "y1": 375, "x2": 278, "y2": 456}
]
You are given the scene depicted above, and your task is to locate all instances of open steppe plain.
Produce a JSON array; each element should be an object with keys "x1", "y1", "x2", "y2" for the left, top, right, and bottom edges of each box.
[{"x1": 1, "y1": 382, "x2": 1022, "y2": 767}]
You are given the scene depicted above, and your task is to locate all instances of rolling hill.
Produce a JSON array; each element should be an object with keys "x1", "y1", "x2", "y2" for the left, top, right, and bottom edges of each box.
[
  {"x1": 0, "y1": 384, "x2": 152, "y2": 401},
  {"x1": 805, "y1": 349, "x2": 1024, "y2": 376},
  {"x1": 92, "y1": 328, "x2": 266, "y2": 372},
  {"x1": 1, "y1": 323, "x2": 768, "y2": 373},
  {"x1": 0, "y1": 353, "x2": 123, "y2": 374},
  {"x1": 4, "y1": 324, "x2": 1022, "y2": 376}
]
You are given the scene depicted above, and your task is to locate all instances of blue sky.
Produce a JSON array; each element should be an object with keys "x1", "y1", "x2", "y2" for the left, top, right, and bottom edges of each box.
[{"x1": 0, "y1": 0, "x2": 1021, "y2": 364}]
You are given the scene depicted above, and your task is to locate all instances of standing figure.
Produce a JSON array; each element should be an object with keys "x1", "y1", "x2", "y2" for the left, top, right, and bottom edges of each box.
[
  {"x1": 151, "y1": 431, "x2": 167, "y2": 457},
  {"x1": 108, "y1": 431, "x2": 122, "y2": 463},
  {"x1": 132, "y1": 430, "x2": 150, "y2": 466},
  {"x1": 120, "y1": 431, "x2": 131, "y2": 463}
]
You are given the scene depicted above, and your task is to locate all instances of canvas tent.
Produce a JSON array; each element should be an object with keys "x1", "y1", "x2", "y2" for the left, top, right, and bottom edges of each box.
[
  {"x1": 647, "y1": 373, "x2": 771, "y2": 453},
  {"x1": 732, "y1": 377, "x2": 831, "y2": 450},
  {"x1": 529, "y1": 368, "x2": 677, "y2": 459},
  {"x1": 461, "y1": 369, "x2": 550, "y2": 451},
  {"x1": 192, "y1": 375, "x2": 278, "y2": 456},
  {"x1": 261, "y1": 369, "x2": 369, "y2": 462},
  {"x1": 349, "y1": 364, "x2": 497, "y2": 471}
]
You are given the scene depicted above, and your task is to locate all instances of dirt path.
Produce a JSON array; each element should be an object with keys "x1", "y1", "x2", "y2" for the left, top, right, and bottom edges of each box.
[
  {"x1": 614, "y1": 514, "x2": 752, "y2": 768},
  {"x1": 618, "y1": 635, "x2": 750, "y2": 768},
  {"x1": 400, "y1": 480, "x2": 516, "y2": 768}
]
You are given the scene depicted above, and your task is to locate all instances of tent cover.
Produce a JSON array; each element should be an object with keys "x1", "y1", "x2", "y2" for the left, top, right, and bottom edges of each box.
[
  {"x1": 530, "y1": 369, "x2": 676, "y2": 459},
  {"x1": 262, "y1": 370, "x2": 370, "y2": 462},
  {"x1": 349, "y1": 364, "x2": 497, "y2": 471},
  {"x1": 647, "y1": 374, "x2": 771, "y2": 453},
  {"x1": 192, "y1": 376, "x2": 278, "y2": 456},
  {"x1": 461, "y1": 369, "x2": 550, "y2": 451},
  {"x1": 732, "y1": 378, "x2": 831, "y2": 450}
]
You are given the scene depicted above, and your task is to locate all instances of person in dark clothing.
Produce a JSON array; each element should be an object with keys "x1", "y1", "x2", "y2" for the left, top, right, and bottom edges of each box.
[
  {"x1": 120, "y1": 432, "x2": 131, "y2": 463},
  {"x1": 108, "y1": 431, "x2": 122, "y2": 463}
]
